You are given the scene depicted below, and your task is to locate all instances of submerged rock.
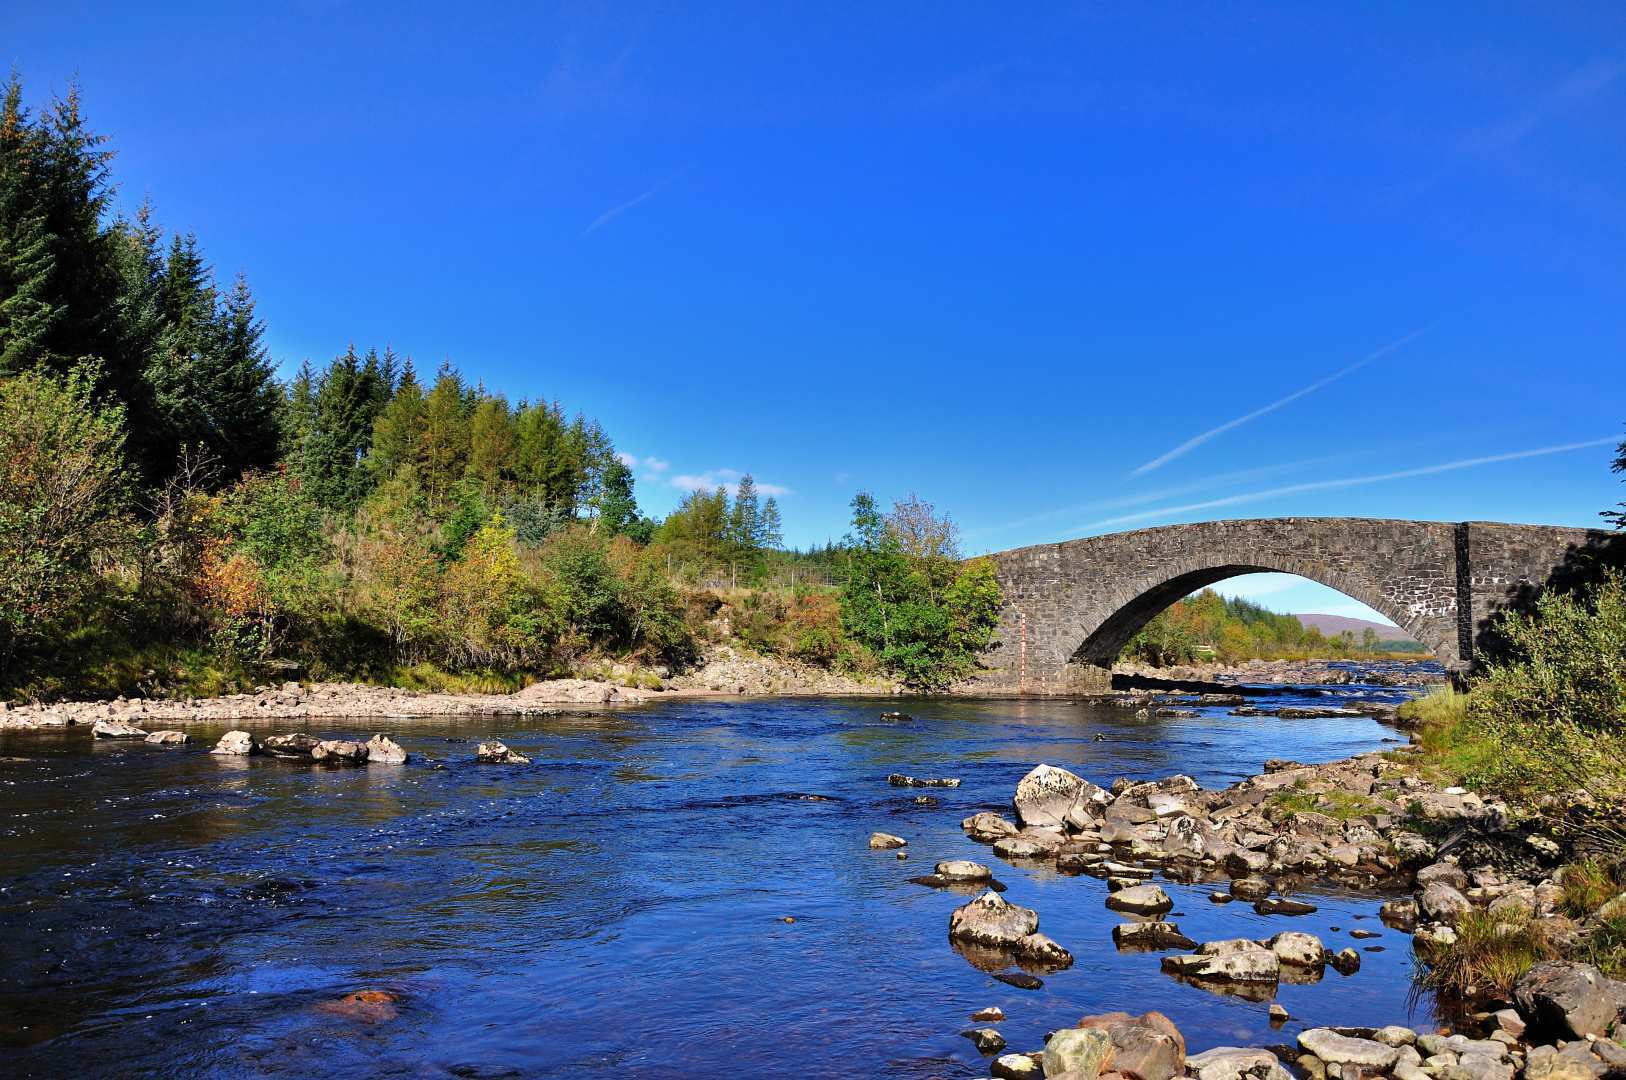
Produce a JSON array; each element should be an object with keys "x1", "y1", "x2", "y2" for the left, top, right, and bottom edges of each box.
[
  {"x1": 1254, "y1": 896, "x2": 1316, "y2": 916},
  {"x1": 144, "y1": 730, "x2": 188, "y2": 746}
]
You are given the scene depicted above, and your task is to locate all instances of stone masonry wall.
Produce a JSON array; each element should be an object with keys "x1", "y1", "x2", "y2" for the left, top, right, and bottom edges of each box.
[{"x1": 979, "y1": 517, "x2": 1609, "y2": 695}]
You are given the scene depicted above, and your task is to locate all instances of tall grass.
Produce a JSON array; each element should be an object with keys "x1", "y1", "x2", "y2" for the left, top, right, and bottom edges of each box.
[{"x1": 1416, "y1": 905, "x2": 1563, "y2": 999}]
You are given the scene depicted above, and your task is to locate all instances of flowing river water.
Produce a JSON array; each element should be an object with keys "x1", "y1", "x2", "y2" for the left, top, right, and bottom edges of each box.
[{"x1": 0, "y1": 671, "x2": 1442, "y2": 1078}]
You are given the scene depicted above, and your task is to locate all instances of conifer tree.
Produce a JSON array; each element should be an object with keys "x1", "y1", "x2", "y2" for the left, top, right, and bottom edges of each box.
[
  {"x1": 419, "y1": 364, "x2": 471, "y2": 509},
  {"x1": 593, "y1": 456, "x2": 639, "y2": 536},
  {"x1": 729, "y1": 474, "x2": 760, "y2": 557},
  {"x1": 466, "y1": 394, "x2": 516, "y2": 497},
  {"x1": 368, "y1": 361, "x2": 425, "y2": 480},
  {"x1": 758, "y1": 496, "x2": 783, "y2": 550}
]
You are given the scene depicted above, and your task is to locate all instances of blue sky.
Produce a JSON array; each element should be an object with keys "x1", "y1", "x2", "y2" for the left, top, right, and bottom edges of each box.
[{"x1": 9, "y1": 3, "x2": 1625, "y2": 623}]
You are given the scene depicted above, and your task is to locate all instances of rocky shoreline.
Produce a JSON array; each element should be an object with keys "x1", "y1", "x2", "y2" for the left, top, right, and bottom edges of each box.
[
  {"x1": 0, "y1": 655, "x2": 1438, "y2": 732},
  {"x1": 897, "y1": 744, "x2": 1624, "y2": 1080}
]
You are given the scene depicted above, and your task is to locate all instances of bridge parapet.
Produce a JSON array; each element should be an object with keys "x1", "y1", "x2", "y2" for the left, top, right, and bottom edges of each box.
[{"x1": 977, "y1": 517, "x2": 1613, "y2": 695}]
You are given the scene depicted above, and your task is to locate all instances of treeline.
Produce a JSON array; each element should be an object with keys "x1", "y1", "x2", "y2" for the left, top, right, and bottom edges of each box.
[
  {"x1": 1124, "y1": 589, "x2": 1418, "y2": 665},
  {"x1": 0, "y1": 77, "x2": 1004, "y2": 698}
]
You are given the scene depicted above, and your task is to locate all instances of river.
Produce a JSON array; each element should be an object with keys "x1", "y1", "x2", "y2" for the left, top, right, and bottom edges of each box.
[{"x1": 0, "y1": 672, "x2": 1440, "y2": 1078}]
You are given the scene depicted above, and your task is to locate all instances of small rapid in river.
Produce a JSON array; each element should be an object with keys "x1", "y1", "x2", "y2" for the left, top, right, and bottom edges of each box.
[{"x1": 0, "y1": 670, "x2": 1443, "y2": 1078}]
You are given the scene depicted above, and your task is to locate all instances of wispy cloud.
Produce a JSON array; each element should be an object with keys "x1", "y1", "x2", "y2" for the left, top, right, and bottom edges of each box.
[
  {"x1": 964, "y1": 454, "x2": 1353, "y2": 539},
  {"x1": 1459, "y1": 57, "x2": 1626, "y2": 156},
  {"x1": 583, "y1": 178, "x2": 671, "y2": 236},
  {"x1": 1129, "y1": 326, "x2": 1434, "y2": 478},
  {"x1": 670, "y1": 468, "x2": 791, "y2": 498},
  {"x1": 1089, "y1": 437, "x2": 1618, "y2": 532}
]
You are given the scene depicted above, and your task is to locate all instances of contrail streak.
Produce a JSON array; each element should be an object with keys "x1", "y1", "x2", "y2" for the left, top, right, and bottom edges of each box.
[
  {"x1": 583, "y1": 179, "x2": 669, "y2": 236},
  {"x1": 1129, "y1": 325, "x2": 1435, "y2": 477},
  {"x1": 964, "y1": 454, "x2": 1352, "y2": 539},
  {"x1": 1089, "y1": 437, "x2": 1618, "y2": 532}
]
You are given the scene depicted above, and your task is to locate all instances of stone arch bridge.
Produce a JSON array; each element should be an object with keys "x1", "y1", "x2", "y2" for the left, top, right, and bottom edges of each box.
[{"x1": 981, "y1": 517, "x2": 1615, "y2": 694}]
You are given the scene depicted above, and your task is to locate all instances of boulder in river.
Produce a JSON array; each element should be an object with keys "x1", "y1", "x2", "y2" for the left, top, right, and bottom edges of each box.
[
  {"x1": 868, "y1": 831, "x2": 907, "y2": 849},
  {"x1": 963, "y1": 811, "x2": 1020, "y2": 842},
  {"x1": 475, "y1": 740, "x2": 530, "y2": 764},
  {"x1": 1296, "y1": 1028, "x2": 1401, "y2": 1070},
  {"x1": 144, "y1": 730, "x2": 187, "y2": 746},
  {"x1": 935, "y1": 860, "x2": 992, "y2": 882},
  {"x1": 311, "y1": 739, "x2": 368, "y2": 765},
  {"x1": 962, "y1": 1027, "x2": 1007, "y2": 1054},
  {"x1": 1264, "y1": 931, "x2": 1325, "y2": 967},
  {"x1": 991, "y1": 1053, "x2": 1042, "y2": 1079},
  {"x1": 263, "y1": 732, "x2": 320, "y2": 758},
  {"x1": 1186, "y1": 1047, "x2": 1291, "y2": 1080},
  {"x1": 366, "y1": 734, "x2": 408, "y2": 765},
  {"x1": 1012, "y1": 763, "x2": 1086, "y2": 828},
  {"x1": 949, "y1": 890, "x2": 1039, "y2": 949},
  {"x1": 1106, "y1": 884, "x2": 1172, "y2": 915},
  {"x1": 1329, "y1": 946, "x2": 1362, "y2": 974},
  {"x1": 1162, "y1": 940, "x2": 1280, "y2": 985},
  {"x1": 1230, "y1": 877, "x2": 1272, "y2": 900},
  {"x1": 1113, "y1": 922, "x2": 1197, "y2": 951},
  {"x1": 887, "y1": 773, "x2": 959, "y2": 787},
  {"x1": 92, "y1": 719, "x2": 148, "y2": 739},
  {"x1": 1074, "y1": 1010, "x2": 1186, "y2": 1080},
  {"x1": 1016, "y1": 931, "x2": 1073, "y2": 969},
  {"x1": 1042, "y1": 1027, "x2": 1114, "y2": 1080},
  {"x1": 211, "y1": 730, "x2": 257, "y2": 756}
]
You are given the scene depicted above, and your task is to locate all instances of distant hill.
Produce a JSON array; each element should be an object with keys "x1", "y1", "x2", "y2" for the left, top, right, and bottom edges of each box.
[{"x1": 1293, "y1": 613, "x2": 1418, "y2": 643}]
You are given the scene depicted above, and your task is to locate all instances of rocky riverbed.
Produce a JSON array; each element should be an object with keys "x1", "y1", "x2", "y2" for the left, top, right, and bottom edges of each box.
[{"x1": 908, "y1": 744, "x2": 1625, "y2": 1080}]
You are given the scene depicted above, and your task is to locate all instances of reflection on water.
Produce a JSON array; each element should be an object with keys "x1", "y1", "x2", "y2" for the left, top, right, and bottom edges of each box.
[{"x1": 0, "y1": 682, "x2": 1437, "y2": 1078}]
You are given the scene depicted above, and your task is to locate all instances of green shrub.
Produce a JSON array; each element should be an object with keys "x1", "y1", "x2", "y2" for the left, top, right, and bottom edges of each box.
[
  {"x1": 1464, "y1": 573, "x2": 1626, "y2": 805},
  {"x1": 0, "y1": 367, "x2": 133, "y2": 663}
]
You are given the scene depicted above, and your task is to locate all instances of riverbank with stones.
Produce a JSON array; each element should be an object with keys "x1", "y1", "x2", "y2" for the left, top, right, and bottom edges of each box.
[{"x1": 885, "y1": 742, "x2": 1624, "y2": 1080}]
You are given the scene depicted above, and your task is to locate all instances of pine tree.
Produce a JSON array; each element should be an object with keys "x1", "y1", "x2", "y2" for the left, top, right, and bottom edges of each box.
[
  {"x1": 298, "y1": 346, "x2": 391, "y2": 510},
  {"x1": 593, "y1": 456, "x2": 639, "y2": 535},
  {"x1": 757, "y1": 496, "x2": 783, "y2": 550},
  {"x1": 466, "y1": 394, "x2": 516, "y2": 498},
  {"x1": 419, "y1": 364, "x2": 470, "y2": 509},
  {"x1": 369, "y1": 360, "x2": 425, "y2": 481},
  {"x1": 0, "y1": 80, "x2": 61, "y2": 372},
  {"x1": 210, "y1": 272, "x2": 281, "y2": 475},
  {"x1": 729, "y1": 474, "x2": 760, "y2": 557}
]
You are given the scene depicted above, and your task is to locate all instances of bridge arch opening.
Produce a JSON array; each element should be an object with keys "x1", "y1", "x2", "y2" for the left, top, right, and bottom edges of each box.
[{"x1": 1073, "y1": 566, "x2": 1434, "y2": 668}]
